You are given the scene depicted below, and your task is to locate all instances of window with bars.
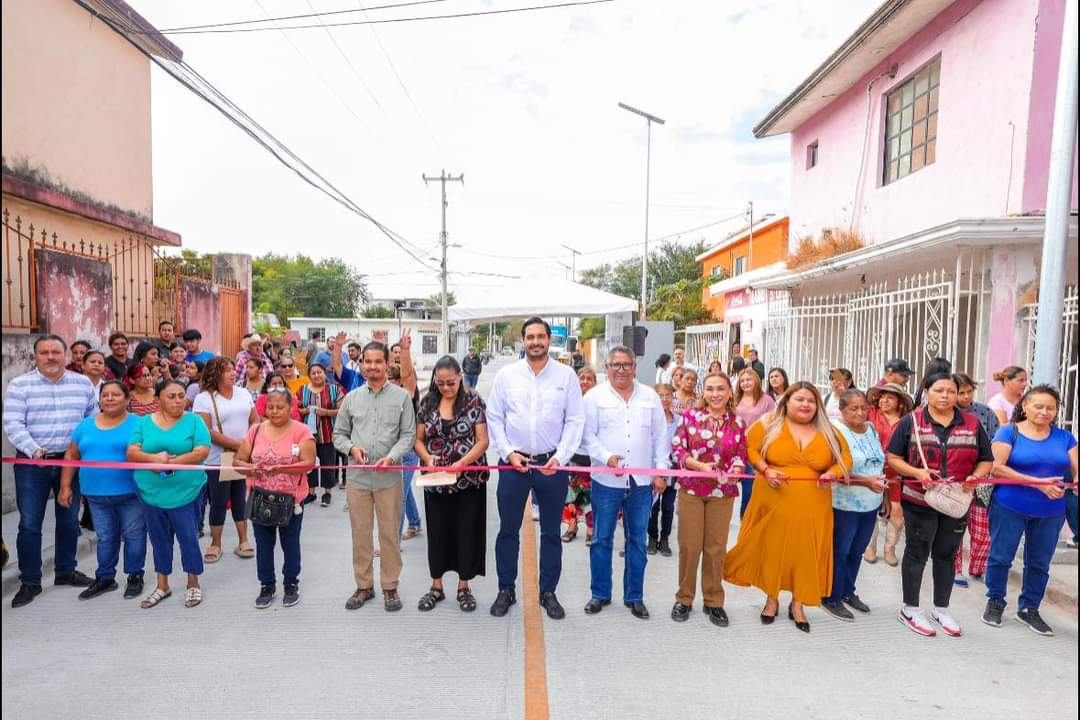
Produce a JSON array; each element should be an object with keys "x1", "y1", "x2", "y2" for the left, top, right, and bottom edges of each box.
[{"x1": 883, "y1": 56, "x2": 940, "y2": 185}]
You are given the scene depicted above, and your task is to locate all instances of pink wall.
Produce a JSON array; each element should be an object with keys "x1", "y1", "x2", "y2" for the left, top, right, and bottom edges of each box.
[
  {"x1": 1021, "y1": 0, "x2": 1080, "y2": 213},
  {"x1": 789, "y1": 0, "x2": 1041, "y2": 246},
  {"x1": 179, "y1": 280, "x2": 221, "y2": 355},
  {"x1": 33, "y1": 249, "x2": 114, "y2": 348}
]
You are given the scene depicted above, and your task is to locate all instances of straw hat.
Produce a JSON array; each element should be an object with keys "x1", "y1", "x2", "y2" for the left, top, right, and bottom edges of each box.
[{"x1": 867, "y1": 382, "x2": 914, "y2": 414}]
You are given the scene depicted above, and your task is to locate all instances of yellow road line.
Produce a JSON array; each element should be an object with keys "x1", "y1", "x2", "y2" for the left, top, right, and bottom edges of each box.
[{"x1": 521, "y1": 507, "x2": 550, "y2": 720}]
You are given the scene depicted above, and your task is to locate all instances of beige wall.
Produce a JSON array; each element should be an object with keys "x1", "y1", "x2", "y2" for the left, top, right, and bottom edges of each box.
[{"x1": 2, "y1": 0, "x2": 154, "y2": 219}]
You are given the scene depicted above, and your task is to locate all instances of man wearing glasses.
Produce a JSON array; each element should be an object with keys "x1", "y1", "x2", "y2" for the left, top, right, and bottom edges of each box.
[
  {"x1": 581, "y1": 346, "x2": 669, "y2": 619},
  {"x1": 486, "y1": 317, "x2": 584, "y2": 619}
]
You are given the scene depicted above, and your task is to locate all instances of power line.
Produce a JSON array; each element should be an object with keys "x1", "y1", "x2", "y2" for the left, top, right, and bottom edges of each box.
[
  {"x1": 302, "y1": 0, "x2": 385, "y2": 113},
  {"x1": 157, "y1": 0, "x2": 618, "y2": 35},
  {"x1": 160, "y1": 0, "x2": 453, "y2": 32}
]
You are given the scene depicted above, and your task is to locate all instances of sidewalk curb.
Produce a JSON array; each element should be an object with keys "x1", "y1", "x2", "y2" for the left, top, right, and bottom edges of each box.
[
  {"x1": 1, "y1": 535, "x2": 96, "y2": 598},
  {"x1": 1008, "y1": 566, "x2": 1077, "y2": 616}
]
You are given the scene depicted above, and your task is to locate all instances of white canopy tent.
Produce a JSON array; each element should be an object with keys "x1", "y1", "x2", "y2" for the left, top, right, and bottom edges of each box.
[{"x1": 447, "y1": 276, "x2": 638, "y2": 322}]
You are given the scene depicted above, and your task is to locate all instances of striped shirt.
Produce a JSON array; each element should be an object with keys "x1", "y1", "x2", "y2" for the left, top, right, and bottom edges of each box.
[{"x1": 2, "y1": 369, "x2": 96, "y2": 455}]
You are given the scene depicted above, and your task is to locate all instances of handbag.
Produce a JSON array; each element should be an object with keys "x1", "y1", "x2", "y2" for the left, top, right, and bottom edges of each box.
[
  {"x1": 210, "y1": 391, "x2": 244, "y2": 481},
  {"x1": 911, "y1": 412, "x2": 973, "y2": 519},
  {"x1": 976, "y1": 424, "x2": 1016, "y2": 507},
  {"x1": 245, "y1": 423, "x2": 299, "y2": 527}
]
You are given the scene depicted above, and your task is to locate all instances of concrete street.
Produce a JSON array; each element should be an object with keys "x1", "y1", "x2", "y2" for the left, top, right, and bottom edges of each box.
[{"x1": 2, "y1": 357, "x2": 1077, "y2": 720}]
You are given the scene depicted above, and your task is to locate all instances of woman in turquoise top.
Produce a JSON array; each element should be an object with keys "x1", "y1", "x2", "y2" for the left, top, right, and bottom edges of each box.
[
  {"x1": 57, "y1": 380, "x2": 146, "y2": 601},
  {"x1": 823, "y1": 389, "x2": 886, "y2": 621},
  {"x1": 127, "y1": 380, "x2": 211, "y2": 609}
]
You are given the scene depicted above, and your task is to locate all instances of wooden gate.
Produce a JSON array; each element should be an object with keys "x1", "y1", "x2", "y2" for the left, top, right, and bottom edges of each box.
[{"x1": 220, "y1": 286, "x2": 244, "y2": 356}]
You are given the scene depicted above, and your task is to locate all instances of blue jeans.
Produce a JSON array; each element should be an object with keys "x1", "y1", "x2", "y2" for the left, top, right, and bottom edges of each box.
[
  {"x1": 1065, "y1": 489, "x2": 1078, "y2": 543},
  {"x1": 253, "y1": 510, "x2": 304, "y2": 586},
  {"x1": 590, "y1": 481, "x2": 652, "y2": 603},
  {"x1": 14, "y1": 461, "x2": 82, "y2": 585},
  {"x1": 399, "y1": 451, "x2": 422, "y2": 534},
  {"x1": 985, "y1": 501, "x2": 1065, "y2": 609},
  {"x1": 142, "y1": 496, "x2": 204, "y2": 577},
  {"x1": 84, "y1": 494, "x2": 146, "y2": 581},
  {"x1": 739, "y1": 479, "x2": 754, "y2": 518},
  {"x1": 464, "y1": 373, "x2": 479, "y2": 389},
  {"x1": 495, "y1": 465, "x2": 569, "y2": 593},
  {"x1": 827, "y1": 508, "x2": 878, "y2": 603}
]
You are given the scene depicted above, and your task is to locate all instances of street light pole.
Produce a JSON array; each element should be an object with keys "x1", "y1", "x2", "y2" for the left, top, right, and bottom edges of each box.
[{"x1": 618, "y1": 102, "x2": 665, "y2": 319}]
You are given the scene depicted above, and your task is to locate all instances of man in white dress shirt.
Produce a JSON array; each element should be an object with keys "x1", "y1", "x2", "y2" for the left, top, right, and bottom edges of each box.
[
  {"x1": 582, "y1": 346, "x2": 670, "y2": 619},
  {"x1": 486, "y1": 317, "x2": 585, "y2": 619}
]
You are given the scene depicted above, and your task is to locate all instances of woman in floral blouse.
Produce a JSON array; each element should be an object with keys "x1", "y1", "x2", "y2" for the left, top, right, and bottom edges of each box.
[
  {"x1": 414, "y1": 356, "x2": 490, "y2": 613},
  {"x1": 563, "y1": 367, "x2": 597, "y2": 545},
  {"x1": 670, "y1": 372, "x2": 748, "y2": 627}
]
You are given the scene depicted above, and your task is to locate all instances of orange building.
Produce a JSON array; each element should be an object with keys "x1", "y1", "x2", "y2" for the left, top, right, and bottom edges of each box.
[{"x1": 696, "y1": 215, "x2": 789, "y2": 319}]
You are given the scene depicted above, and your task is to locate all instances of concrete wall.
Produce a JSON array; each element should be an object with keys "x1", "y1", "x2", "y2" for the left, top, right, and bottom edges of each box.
[
  {"x1": 787, "y1": 0, "x2": 1059, "y2": 246},
  {"x1": 33, "y1": 248, "x2": 114, "y2": 349},
  {"x1": 1, "y1": 0, "x2": 154, "y2": 219},
  {"x1": 1, "y1": 334, "x2": 36, "y2": 512},
  {"x1": 179, "y1": 279, "x2": 221, "y2": 355}
]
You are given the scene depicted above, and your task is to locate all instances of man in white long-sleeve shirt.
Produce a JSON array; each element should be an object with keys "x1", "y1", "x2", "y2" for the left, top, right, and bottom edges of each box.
[
  {"x1": 582, "y1": 346, "x2": 669, "y2": 619},
  {"x1": 486, "y1": 317, "x2": 584, "y2": 620}
]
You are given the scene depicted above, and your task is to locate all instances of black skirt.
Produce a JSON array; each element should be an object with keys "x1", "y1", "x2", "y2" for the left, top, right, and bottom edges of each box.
[{"x1": 424, "y1": 483, "x2": 486, "y2": 580}]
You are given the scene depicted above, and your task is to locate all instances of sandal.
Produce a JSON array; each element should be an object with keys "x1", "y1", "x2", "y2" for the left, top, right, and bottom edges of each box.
[
  {"x1": 561, "y1": 528, "x2": 577, "y2": 543},
  {"x1": 185, "y1": 586, "x2": 203, "y2": 608},
  {"x1": 235, "y1": 542, "x2": 255, "y2": 559},
  {"x1": 402, "y1": 527, "x2": 422, "y2": 540},
  {"x1": 140, "y1": 588, "x2": 171, "y2": 609},
  {"x1": 417, "y1": 587, "x2": 446, "y2": 611},
  {"x1": 203, "y1": 545, "x2": 223, "y2": 563},
  {"x1": 457, "y1": 587, "x2": 477, "y2": 612},
  {"x1": 585, "y1": 531, "x2": 594, "y2": 547}
]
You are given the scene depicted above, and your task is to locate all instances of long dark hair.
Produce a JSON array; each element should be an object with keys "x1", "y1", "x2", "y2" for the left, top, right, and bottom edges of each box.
[
  {"x1": 915, "y1": 357, "x2": 953, "y2": 405},
  {"x1": 419, "y1": 355, "x2": 470, "y2": 418},
  {"x1": 1010, "y1": 384, "x2": 1060, "y2": 424},
  {"x1": 766, "y1": 366, "x2": 789, "y2": 399}
]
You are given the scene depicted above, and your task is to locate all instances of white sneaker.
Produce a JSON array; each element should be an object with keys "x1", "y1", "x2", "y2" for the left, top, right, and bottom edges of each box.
[
  {"x1": 898, "y1": 607, "x2": 937, "y2": 637},
  {"x1": 931, "y1": 607, "x2": 962, "y2": 637}
]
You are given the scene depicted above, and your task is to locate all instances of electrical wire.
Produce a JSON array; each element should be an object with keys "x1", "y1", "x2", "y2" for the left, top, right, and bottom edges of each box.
[
  {"x1": 159, "y1": 0, "x2": 452, "y2": 32},
  {"x1": 156, "y1": 0, "x2": 617, "y2": 35},
  {"x1": 302, "y1": 0, "x2": 385, "y2": 113}
]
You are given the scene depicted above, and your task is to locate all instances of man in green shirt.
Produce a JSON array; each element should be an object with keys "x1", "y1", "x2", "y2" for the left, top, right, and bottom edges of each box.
[{"x1": 333, "y1": 341, "x2": 416, "y2": 612}]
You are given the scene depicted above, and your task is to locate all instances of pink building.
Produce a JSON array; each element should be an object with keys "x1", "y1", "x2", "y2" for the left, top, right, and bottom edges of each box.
[{"x1": 743, "y1": 0, "x2": 1078, "y2": 427}]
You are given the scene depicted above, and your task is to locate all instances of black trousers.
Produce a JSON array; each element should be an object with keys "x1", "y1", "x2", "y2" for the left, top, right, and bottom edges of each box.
[
  {"x1": 648, "y1": 485, "x2": 676, "y2": 540},
  {"x1": 901, "y1": 501, "x2": 967, "y2": 608},
  {"x1": 308, "y1": 442, "x2": 338, "y2": 491}
]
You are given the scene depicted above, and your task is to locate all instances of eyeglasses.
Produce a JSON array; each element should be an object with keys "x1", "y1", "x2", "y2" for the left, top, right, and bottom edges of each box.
[
  {"x1": 435, "y1": 380, "x2": 460, "y2": 388},
  {"x1": 280, "y1": 364, "x2": 294, "y2": 369},
  {"x1": 607, "y1": 362, "x2": 634, "y2": 371}
]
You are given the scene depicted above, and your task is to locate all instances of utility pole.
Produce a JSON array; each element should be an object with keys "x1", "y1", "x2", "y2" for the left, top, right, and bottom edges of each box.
[
  {"x1": 561, "y1": 244, "x2": 581, "y2": 282},
  {"x1": 618, "y1": 102, "x2": 665, "y2": 319},
  {"x1": 422, "y1": 169, "x2": 464, "y2": 355},
  {"x1": 747, "y1": 201, "x2": 754, "y2": 272},
  {"x1": 1033, "y1": 0, "x2": 1078, "y2": 387}
]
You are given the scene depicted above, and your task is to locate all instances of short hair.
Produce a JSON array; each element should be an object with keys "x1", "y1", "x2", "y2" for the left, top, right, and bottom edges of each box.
[
  {"x1": 70, "y1": 340, "x2": 92, "y2": 352},
  {"x1": 181, "y1": 329, "x2": 202, "y2": 342},
  {"x1": 83, "y1": 349, "x2": 106, "y2": 364},
  {"x1": 390, "y1": 342, "x2": 401, "y2": 352},
  {"x1": 33, "y1": 334, "x2": 67, "y2": 352},
  {"x1": 108, "y1": 332, "x2": 128, "y2": 346},
  {"x1": 748, "y1": 348, "x2": 759, "y2": 357},
  {"x1": 169, "y1": 341, "x2": 184, "y2": 351},
  {"x1": 159, "y1": 320, "x2": 174, "y2": 330},
  {"x1": 155, "y1": 379, "x2": 186, "y2": 397},
  {"x1": 99, "y1": 379, "x2": 130, "y2": 398},
  {"x1": 362, "y1": 341, "x2": 390, "y2": 361},
  {"x1": 348, "y1": 342, "x2": 361, "y2": 350},
  {"x1": 954, "y1": 372, "x2": 978, "y2": 390},
  {"x1": 837, "y1": 388, "x2": 867, "y2": 410},
  {"x1": 311, "y1": 330, "x2": 322, "y2": 339},
  {"x1": 521, "y1": 316, "x2": 551, "y2": 338},
  {"x1": 606, "y1": 345, "x2": 635, "y2": 363}
]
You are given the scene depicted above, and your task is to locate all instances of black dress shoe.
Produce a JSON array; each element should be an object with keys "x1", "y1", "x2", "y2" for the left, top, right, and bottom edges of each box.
[
  {"x1": 658, "y1": 538, "x2": 673, "y2": 557},
  {"x1": 647, "y1": 537, "x2": 658, "y2": 555},
  {"x1": 124, "y1": 575, "x2": 144, "y2": 600},
  {"x1": 843, "y1": 594, "x2": 871, "y2": 614},
  {"x1": 539, "y1": 592, "x2": 566, "y2": 620},
  {"x1": 704, "y1": 605, "x2": 730, "y2": 627},
  {"x1": 11, "y1": 583, "x2": 42, "y2": 608},
  {"x1": 626, "y1": 601, "x2": 650, "y2": 619},
  {"x1": 760, "y1": 603, "x2": 779, "y2": 625},
  {"x1": 584, "y1": 598, "x2": 610, "y2": 614},
  {"x1": 671, "y1": 602, "x2": 691, "y2": 622},
  {"x1": 490, "y1": 590, "x2": 517, "y2": 617},
  {"x1": 78, "y1": 578, "x2": 118, "y2": 600},
  {"x1": 788, "y1": 604, "x2": 811, "y2": 633},
  {"x1": 54, "y1": 570, "x2": 93, "y2": 587}
]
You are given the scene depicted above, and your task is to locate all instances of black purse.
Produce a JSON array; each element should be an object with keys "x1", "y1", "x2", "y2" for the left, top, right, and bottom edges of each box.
[{"x1": 245, "y1": 424, "x2": 298, "y2": 527}]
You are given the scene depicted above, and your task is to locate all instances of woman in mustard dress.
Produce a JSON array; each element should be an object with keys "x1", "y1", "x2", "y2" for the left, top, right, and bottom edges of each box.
[{"x1": 725, "y1": 381, "x2": 851, "y2": 633}]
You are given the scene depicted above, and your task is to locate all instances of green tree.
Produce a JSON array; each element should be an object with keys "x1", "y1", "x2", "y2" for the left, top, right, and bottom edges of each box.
[
  {"x1": 361, "y1": 305, "x2": 396, "y2": 319},
  {"x1": 578, "y1": 316, "x2": 605, "y2": 340},
  {"x1": 424, "y1": 291, "x2": 457, "y2": 307},
  {"x1": 580, "y1": 239, "x2": 709, "y2": 302},
  {"x1": 646, "y1": 278, "x2": 714, "y2": 328},
  {"x1": 252, "y1": 254, "x2": 369, "y2": 320}
]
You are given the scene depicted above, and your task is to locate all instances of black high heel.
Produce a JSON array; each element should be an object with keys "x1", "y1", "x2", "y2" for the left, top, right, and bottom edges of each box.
[
  {"x1": 788, "y1": 603, "x2": 811, "y2": 633},
  {"x1": 760, "y1": 600, "x2": 778, "y2": 625}
]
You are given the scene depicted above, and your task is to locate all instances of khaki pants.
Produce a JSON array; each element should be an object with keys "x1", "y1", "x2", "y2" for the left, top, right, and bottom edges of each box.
[
  {"x1": 676, "y1": 491, "x2": 734, "y2": 607},
  {"x1": 347, "y1": 483, "x2": 403, "y2": 591}
]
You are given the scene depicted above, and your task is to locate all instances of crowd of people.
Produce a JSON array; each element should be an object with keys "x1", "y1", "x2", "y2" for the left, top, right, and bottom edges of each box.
[{"x1": 2, "y1": 318, "x2": 1077, "y2": 641}]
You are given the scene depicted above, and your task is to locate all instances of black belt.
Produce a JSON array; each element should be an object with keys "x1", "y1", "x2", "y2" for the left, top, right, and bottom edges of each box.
[
  {"x1": 511, "y1": 450, "x2": 556, "y2": 465},
  {"x1": 16, "y1": 451, "x2": 65, "y2": 460}
]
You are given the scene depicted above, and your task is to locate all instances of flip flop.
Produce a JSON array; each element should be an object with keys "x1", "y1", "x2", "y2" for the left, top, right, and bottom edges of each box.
[
  {"x1": 235, "y1": 542, "x2": 255, "y2": 559},
  {"x1": 185, "y1": 587, "x2": 203, "y2": 608},
  {"x1": 140, "y1": 588, "x2": 172, "y2": 609},
  {"x1": 203, "y1": 545, "x2": 223, "y2": 563}
]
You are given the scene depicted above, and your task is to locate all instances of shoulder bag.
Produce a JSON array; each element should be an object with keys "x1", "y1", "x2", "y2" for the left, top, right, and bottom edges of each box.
[
  {"x1": 911, "y1": 412, "x2": 973, "y2": 519},
  {"x1": 210, "y1": 391, "x2": 244, "y2": 481},
  {"x1": 246, "y1": 423, "x2": 299, "y2": 527}
]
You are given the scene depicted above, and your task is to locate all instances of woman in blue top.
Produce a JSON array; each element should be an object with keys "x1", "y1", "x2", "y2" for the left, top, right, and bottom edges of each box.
[
  {"x1": 983, "y1": 384, "x2": 1078, "y2": 637},
  {"x1": 58, "y1": 380, "x2": 145, "y2": 601},
  {"x1": 823, "y1": 389, "x2": 886, "y2": 621},
  {"x1": 127, "y1": 380, "x2": 212, "y2": 609}
]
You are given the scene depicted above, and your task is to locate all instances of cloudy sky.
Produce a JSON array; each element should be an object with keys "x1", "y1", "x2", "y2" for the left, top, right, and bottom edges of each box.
[{"x1": 131, "y1": 0, "x2": 879, "y2": 302}]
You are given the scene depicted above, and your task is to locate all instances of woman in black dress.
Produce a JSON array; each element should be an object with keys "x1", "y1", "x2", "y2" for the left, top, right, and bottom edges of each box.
[{"x1": 414, "y1": 356, "x2": 490, "y2": 612}]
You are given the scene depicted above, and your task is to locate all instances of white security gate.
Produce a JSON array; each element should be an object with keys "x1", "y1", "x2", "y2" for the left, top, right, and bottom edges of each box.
[
  {"x1": 683, "y1": 323, "x2": 727, "y2": 373},
  {"x1": 765, "y1": 251, "x2": 990, "y2": 394},
  {"x1": 1023, "y1": 285, "x2": 1079, "y2": 431}
]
